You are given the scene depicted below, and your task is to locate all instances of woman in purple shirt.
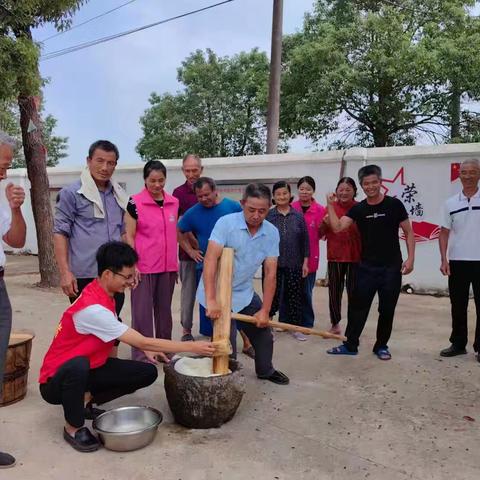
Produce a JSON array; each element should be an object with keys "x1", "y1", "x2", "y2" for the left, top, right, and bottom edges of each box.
[{"x1": 267, "y1": 181, "x2": 310, "y2": 341}]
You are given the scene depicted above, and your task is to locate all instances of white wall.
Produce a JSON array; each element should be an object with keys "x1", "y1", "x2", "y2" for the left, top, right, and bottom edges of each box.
[{"x1": 3, "y1": 143, "x2": 480, "y2": 293}]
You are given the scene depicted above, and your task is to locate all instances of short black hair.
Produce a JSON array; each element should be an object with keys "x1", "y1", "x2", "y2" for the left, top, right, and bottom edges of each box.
[
  {"x1": 272, "y1": 181, "x2": 293, "y2": 205},
  {"x1": 272, "y1": 180, "x2": 291, "y2": 195},
  {"x1": 143, "y1": 160, "x2": 167, "y2": 180},
  {"x1": 297, "y1": 176, "x2": 316, "y2": 191},
  {"x1": 88, "y1": 140, "x2": 119, "y2": 161},
  {"x1": 97, "y1": 241, "x2": 138, "y2": 276},
  {"x1": 336, "y1": 176, "x2": 358, "y2": 198},
  {"x1": 242, "y1": 183, "x2": 271, "y2": 202},
  {"x1": 194, "y1": 176, "x2": 216, "y2": 192},
  {"x1": 358, "y1": 164, "x2": 382, "y2": 184}
]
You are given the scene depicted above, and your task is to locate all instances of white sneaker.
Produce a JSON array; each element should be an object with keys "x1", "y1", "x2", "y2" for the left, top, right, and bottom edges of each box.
[{"x1": 291, "y1": 331, "x2": 308, "y2": 341}]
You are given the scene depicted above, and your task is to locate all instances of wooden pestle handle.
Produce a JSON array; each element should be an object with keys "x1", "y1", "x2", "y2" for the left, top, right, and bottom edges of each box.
[
  {"x1": 231, "y1": 313, "x2": 346, "y2": 341},
  {"x1": 212, "y1": 338, "x2": 233, "y2": 357}
]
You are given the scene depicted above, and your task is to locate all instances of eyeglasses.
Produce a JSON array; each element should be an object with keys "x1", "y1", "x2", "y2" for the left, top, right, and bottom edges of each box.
[{"x1": 110, "y1": 271, "x2": 135, "y2": 282}]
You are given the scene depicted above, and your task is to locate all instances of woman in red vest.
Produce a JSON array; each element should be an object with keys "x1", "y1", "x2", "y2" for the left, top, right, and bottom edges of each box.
[
  {"x1": 39, "y1": 242, "x2": 214, "y2": 453},
  {"x1": 320, "y1": 177, "x2": 361, "y2": 334},
  {"x1": 125, "y1": 161, "x2": 179, "y2": 362}
]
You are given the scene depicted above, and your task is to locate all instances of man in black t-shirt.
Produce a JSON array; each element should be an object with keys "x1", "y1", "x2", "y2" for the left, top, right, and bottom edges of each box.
[{"x1": 325, "y1": 165, "x2": 415, "y2": 360}]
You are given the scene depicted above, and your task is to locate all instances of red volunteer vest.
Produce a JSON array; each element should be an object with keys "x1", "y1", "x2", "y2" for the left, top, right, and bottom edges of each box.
[{"x1": 39, "y1": 280, "x2": 116, "y2": 384}]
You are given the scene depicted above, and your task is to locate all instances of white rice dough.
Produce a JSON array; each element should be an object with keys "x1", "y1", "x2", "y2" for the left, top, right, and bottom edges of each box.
[{"x1": 174, "y1": 356, "x2": 231, "y2": 377}]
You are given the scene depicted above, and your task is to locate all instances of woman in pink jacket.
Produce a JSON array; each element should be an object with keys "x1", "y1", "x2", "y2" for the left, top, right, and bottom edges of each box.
[
  {"x1": 125, "y1": 160, "x2": 179, "y2": 362},
  {"x1": 292, "y1": 176, "x2": 327, "y2": 328}
]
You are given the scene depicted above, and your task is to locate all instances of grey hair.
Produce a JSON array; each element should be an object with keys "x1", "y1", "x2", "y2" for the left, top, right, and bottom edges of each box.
[
  {"x1": 460, "y1": 158, "x2": 480, "y2": 169},
  {"x1": 0, "y1": 130, "x2": 17, "y2": 149},
  {"x1": 182, "y1": 153, "x2": 202, "y2": 166}
]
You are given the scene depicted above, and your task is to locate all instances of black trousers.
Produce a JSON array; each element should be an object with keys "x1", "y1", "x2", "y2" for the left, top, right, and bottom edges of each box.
[
  {"x1": 269, "y1": 267, "x2": 304, "y2": 325},
  {"x1": 344, "y1": 262, "x2": 401, "y2": 352},
  {"x1": 40, "y1": 357, "x2": 158, "y2": 428},
  {"x1": 448, "y1": 261, "x2": 480, "y2": 352},
  {"x1": 327, "y1": 262, "x2": 357, "y2": 326},
  {"x1": 229, "y1": 293, "x2": 275, "y2": 377}
]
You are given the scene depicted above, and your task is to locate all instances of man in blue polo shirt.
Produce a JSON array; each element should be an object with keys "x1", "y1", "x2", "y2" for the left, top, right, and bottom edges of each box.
[
  {"x1": 197, "y1": 183, "x2": 289, "y2": 385},
  {"x1": 177, "y1": 177, "x2": 242, "y2": 340}
]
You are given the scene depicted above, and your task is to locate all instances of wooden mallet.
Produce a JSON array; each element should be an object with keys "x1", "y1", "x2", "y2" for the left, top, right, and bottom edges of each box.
[
  {"x1": 212, "y1": 338, "x2": 233, "y2": 356},
  {"x1": 211, "y1": 248, "x2": 346, "y2": 375},
  {"x1": 212, "y1": 248, "x2": 235, "y2": 374},
  {"x1": 231, "y1": 313, "x2": 346, "y2": 341}
]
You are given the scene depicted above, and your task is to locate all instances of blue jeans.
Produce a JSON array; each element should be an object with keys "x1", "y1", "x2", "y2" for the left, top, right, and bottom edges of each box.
[
  {"x1": 196, "y1": 269, "x2": 213, "y2": 336},
  {"x1": 301, "y1": 272, "x2": 317, "y2": 328}
]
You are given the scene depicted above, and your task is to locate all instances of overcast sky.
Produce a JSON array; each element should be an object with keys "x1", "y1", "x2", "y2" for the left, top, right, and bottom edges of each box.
[{"x1": 33, "y1": 0, "x2": 315, "y2": 166}]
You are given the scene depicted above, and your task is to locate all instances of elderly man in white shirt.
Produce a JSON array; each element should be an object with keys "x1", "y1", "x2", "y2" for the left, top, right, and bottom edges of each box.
[
  {"x1": 439, "y1": 158, "x2": 480, "y2": 362},
  {"x1": 0, "y1": 131, "x2": 27, "y2": 469}
]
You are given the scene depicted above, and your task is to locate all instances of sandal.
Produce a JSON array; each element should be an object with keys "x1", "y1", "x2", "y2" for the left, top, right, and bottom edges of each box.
[
  {"x1": 375, "y1": 348, "x2": 391, "y2": 361},
  {"x1": 242, "y1": 345, "x2": 255, "y2": 359},
  {"x1": 327, "y1": 344, "x2": 358, "y2": 355}
]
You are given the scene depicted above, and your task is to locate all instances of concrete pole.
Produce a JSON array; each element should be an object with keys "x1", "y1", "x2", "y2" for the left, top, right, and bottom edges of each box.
[{"x1": 266, "y1": 0, "x2": 283, "y2": 154}]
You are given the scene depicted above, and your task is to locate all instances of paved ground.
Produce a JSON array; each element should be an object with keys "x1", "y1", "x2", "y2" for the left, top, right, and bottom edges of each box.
[{"x1": 1, "y1": 255, "x2": 479, "y2": 480}]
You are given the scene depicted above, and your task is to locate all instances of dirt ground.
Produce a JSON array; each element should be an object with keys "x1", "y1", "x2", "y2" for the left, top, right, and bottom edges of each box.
[{"x1": 1, "y1": 255, "x2": 479, "y2": 480}]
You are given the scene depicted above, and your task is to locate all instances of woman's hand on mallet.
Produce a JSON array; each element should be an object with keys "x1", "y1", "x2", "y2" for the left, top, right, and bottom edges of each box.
[{"x1": 190, "y1": 341, "x2": 216, "y2": 357}]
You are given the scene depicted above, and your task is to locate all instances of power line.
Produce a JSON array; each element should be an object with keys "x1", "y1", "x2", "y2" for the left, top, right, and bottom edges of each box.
[
  {"x1": 40, "y1": 0, "x2": 235, "y2": 61},
  {"x1": 40, "y1": 0, "x2": 138, "y2": 43}
]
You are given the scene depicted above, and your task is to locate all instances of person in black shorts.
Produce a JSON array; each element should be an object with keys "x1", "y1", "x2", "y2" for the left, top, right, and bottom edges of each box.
[{"x1": 325, "y1": 164, "x2": 415, "y2": 360}]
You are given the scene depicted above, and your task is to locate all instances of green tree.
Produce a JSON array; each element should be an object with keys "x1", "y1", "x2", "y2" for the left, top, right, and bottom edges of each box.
[
  {"x1": 0, "y1": 101, "x2": 68, "y2": 167},
  {"x1": 281, "y1": 0, "x2": 480, "y2": 148},
  {"x1": 451, "y1": 111, "x2": 480, "y2": 143},
  {"x1": 39, "y1": 114, "x2": 69, "y2": 166},
  {"x1": 1, "y1": 0, "x2": 87, "y2": 287},
  {"x1": 137, "y1": 48, "x2": 287, "y2": 160}
]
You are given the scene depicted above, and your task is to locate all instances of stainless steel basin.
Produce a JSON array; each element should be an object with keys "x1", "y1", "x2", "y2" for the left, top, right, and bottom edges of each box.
[{"x1": 93, "y1": 406, "x2": 163, "y2": 452}]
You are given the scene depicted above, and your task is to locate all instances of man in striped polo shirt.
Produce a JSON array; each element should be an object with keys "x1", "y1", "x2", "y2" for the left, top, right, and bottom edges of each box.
[{"x1": 439, "y1": 159, "x2": 480, "y2": 362}]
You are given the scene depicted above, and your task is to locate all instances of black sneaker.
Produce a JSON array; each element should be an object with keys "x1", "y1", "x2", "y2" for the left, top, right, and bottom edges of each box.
[
  {"x1": 181, "y1": 333, "x2": 195, "y2": 342},
  {"x1": 0, "y1": 451, "x2": 16, "y2": 469},
  {"x1": 63, "y1": 427, "x2": 100, "y2": 452},
  {"x1": 440, "y1": 345, "x2": 467, "y2": 357},
  {"x1": 258, "y1": 370, "x2": 290, "y2": 385},
  {"x1": 84, "y1": 402, "x2": 106, "y2": 420}
]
